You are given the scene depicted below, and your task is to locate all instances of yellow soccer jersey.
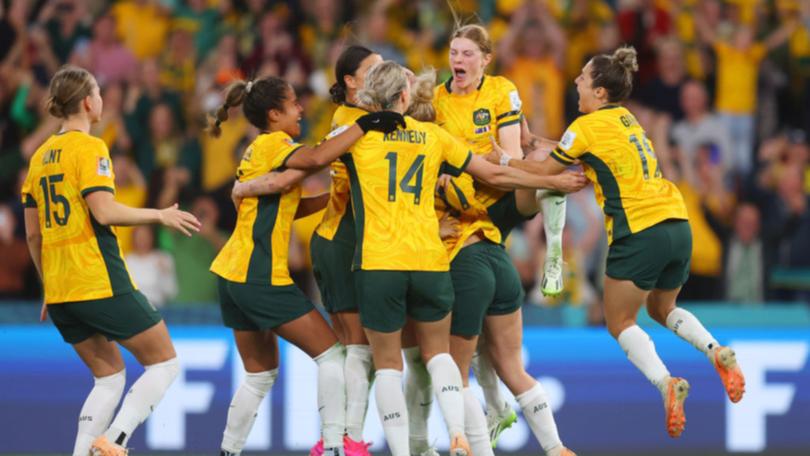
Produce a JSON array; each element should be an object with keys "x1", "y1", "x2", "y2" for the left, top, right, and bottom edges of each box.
[
  {"x1": 21, "y1": 131, "x2": 136, "y2": 304},
  {"x1": 210, "y1": 131, "x2": 303, "y2": 286},
  {"x1": 315, "y1": 104, "x2": 367, "y2": 243},
  {"x1": 434, "y1": 75, "x2": 523, "y2": 230},
  {"x1": 435, "y1": 172, "x2": 502, "y2": 261},
  {"x1": 345, "y1": 117, "x2": 472, "y2": 271},
  {"x1": 550, "y1": 105, "x2": 688, "y2": 244}
]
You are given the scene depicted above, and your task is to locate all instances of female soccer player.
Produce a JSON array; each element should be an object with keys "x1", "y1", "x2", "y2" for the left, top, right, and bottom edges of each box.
[
  {"x1": 432, "y1": 24, "x2": 573, "y2": 454},
  {"x1": 491, "y1": 46, "x2": 746, "y2": 438},
  {"x1": 230, "y1": 46, "x2": 381, "y2": 455},
  {"x1": 404, "y1": 71, "x2": 579, "y2": 456},
  {"x1": 22, "y1": 65, "x2": 201, "y2": 456},
  {"x1": 208, "y1": 75, "x2": 400, "y2": 456}
]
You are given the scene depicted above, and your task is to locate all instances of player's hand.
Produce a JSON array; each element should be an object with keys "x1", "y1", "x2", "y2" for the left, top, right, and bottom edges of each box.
[
  {"x1": 487, "y1": 135, "x2": 506, "y2": 164},
  {"x1": 356, "y1": 111, "x2": 406, "y2": 134},
  {"x1": 231, "y1": 180, "x2": 246, "y2": 209},
  {"x1": 438, "y1": 213, "x2": 460, "y2": 240},
  {"x1": 549, "y1": 171, "x2": 588, "y2": 193},
  {"x1": 436, "y1": 173, "x2": 452, "y2": 192},
  {"x1": 159, "y1": 204, "x2": 202, "y2": 237}
]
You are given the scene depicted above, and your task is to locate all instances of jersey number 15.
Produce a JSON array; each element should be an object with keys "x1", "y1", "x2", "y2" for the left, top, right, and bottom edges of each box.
[{"x1": 39, "y1": 174, "x2": 71, "y2": 228}]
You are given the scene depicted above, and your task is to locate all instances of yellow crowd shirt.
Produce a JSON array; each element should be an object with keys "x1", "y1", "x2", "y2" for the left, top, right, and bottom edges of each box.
[
  {"x1": 676, "y1": 181, "x2": 723, "y2": 276},
  {"x1": 714, "y1": 42, "x2": 767, "y2": 114},
  {"x1": 315, "y1": 104, "x2": 367, "y2": 244},
  {"x1": 550, "y1": 105, "x2": 688, "y2": 244},
  {"x1": 210, "y1": 131, "x2": 303, "y2": 286},
  {"x1": 433, "y1": 75, "x2": 523, "y2": 239},
  {"x1": 21, "y1": 131, "x2": 137, "y2": 304},
  {"x1": 345, "y1": 117, "x2": 472, "y2": 271}
]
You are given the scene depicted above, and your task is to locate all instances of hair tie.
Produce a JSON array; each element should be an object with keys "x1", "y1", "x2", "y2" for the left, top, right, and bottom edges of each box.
[
  {"x1": 215, "y1": 119, "x2": 222, "y2": 127},
  {"x1": 246, "y1": 81, "x2": 254, "y2": 93}
]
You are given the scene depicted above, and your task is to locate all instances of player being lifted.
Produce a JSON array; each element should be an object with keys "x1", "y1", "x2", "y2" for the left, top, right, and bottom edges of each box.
[
  {"x1": 22, "y1": 65, "x2": 201, "y2": 456},
  {"x1": 488, "y1": 46, "x2": 746, "y2": 438}
]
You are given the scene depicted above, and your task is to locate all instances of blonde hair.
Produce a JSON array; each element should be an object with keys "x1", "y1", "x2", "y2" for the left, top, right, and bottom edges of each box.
[
  {"x1": 451, "y1": 24, "x2": 493, "y2": 55},
  {"x1": 356, "y1": 61, "x2": 409, "y2": 111},
  {"x1": 405, "y1": 68, "x2": 437, "y2": 122},
  {"x1": 46, "y1": 66, "x2": 96, "y2": 119}
]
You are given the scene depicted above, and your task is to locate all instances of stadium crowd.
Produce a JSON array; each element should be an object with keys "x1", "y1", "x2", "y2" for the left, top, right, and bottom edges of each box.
[{"x1": 1, "y1": 0, "x2": 809, "y2": 313}]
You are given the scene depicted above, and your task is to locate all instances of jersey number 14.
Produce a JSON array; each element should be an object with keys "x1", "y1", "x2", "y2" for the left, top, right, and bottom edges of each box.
[
  {"x1": 629, "y1": 134, "x2": 662, "y2": 180},
  {"x1": 385, "y1": 152, "x2": 425, "y2": 204}
]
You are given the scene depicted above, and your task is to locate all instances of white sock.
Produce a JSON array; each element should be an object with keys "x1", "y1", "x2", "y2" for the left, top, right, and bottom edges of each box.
[
  {"x1": 73, "y1": 370, "x2": 126, "y2": 456},
  {"x1": 375, "y1": 369, "x2": 410, "y2": 456},
  {"x1": 463, "y1": 387, "x2": 494, "y2": 456},
  {"x1": 537, "y1": 190, "x2": 566, "y2": 260},
  {"x1": 221, "y1": 369, "x2": 278, "y2": 454},
  {"x1": 315, "y1": 343, "x2": 347, "y2": 449},
  {"x1": 516, "y1": 382, "x2": 562, "y2": 454},
  {"x1": 104, "y1": 357, "x2": 180, "y2": 446},
  {"x1": 404, "y1": 347, "x2": 431, "y2": 453},
  {"x1": 471, "y1": 349, "x2": 509, "y2": 419},
  {"x1": 345, "y1": 344, "x2": 373, "y2": 441},
  {"x1": 425, "y1": 353, "x2": 465, "y2": 437},
  {"x1": 617, "y1": 326, "x2": 671, "y2": 392},
  {"x1": 665, "y1": 308, "x2": 719, "y2": 358}
]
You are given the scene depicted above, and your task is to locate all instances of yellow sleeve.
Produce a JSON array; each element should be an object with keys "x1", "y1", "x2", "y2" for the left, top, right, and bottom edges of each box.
[
  {"x1": 750, "y1": 43, "x2": 767, "y2": 61},
  {"x1": 77, "y1": 140, "x2": 116, "y2": 197},
  {"x1": 495, "y1": 79, "x2": 523, "y2": 129},
  {"x1": 437, "y1": 127, "x2": 473, "y2": 176},
  {"x1": 437, "y1": 173, "x2": 477, "y2": 214},
  {"x1": 21, "y1": 168, "x2": 36, "y2": 207},
  {"x1": 550, "y1": 118, "x2": 590, "y2": 165},
  {"x1": 271, "y1": 134, "x2": 305, "y2": 170}
]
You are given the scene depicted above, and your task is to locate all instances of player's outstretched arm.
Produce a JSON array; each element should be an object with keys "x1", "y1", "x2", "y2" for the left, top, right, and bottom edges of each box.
[
  {"x1": 233, "y1": 169, "x2": 310, "y2": 199},
  {"x1": 295, "y1": 193, "x2": 330, "y2": 219},
  {"x1": 85, "y1": 191, "x2": 201, "y2": 236},
  {"x1": 465, "y1": 154, "x2": 586, "y2": 193}
]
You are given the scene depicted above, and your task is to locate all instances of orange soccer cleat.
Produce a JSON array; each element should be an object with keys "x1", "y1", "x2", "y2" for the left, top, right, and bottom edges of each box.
[
  {"x1": 90, "y1": 435, "x2": 128, "y2": 456},
  {"x1": 449, "y1": 433, "x2": 472, "y2": 456},
  {"x1": 711, "y1": 346, "x2": 746, "y2": 403},
  {"x1": 560, "y1": 447, "x2": 578, "y2": 456},
  {"x1": 663, "y1": 377, "x2": 690, "y2": 438}
]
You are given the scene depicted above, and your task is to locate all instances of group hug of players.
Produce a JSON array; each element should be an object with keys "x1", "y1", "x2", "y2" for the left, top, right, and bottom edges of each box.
[{"x1": 22, "y1": 21, "x2": 747, "y2": 456}]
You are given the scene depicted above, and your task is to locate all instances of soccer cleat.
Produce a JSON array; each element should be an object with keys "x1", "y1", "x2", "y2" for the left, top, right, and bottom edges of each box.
[
  {"x1": 343, "y1": 436, "x2": 372, "y2": 456},
  {"x1": 541, "y1": 256, "x2": 564, "y2": 297},
  {"x1": 488, "y1": 408, "x2": 518, "y2": 448},
  {"x1": 90, "y1": 436, "x2": 127, "y2": 456},
  {"x1": 449, "y1": 434, "x2": 472, "y2": 456},
  {"x1": 310, "y1": 439, "x2": 324, "y2": 456},
  {"x1": 559, "y1": 448, "x2": 577, "y2": 456},
  {"x1": 711, "y1": 346, "x2": 746, "y2": 403},
  {"x1": 663, "y1": 377, "x2": 690, "y2": 438}
]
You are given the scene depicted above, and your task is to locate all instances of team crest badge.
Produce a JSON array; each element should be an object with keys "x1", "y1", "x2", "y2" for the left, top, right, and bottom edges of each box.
[{"x1": 473, "y1": 108, "x2": 491, "y2": 126}]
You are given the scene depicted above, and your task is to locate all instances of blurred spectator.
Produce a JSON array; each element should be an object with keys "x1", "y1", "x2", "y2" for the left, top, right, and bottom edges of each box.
[
  {"x1": 361, "y1": 5, "x2": 406, "y2": 65},
  {"x1": 112, "y1": 152, "x2": 147, "y2": 255},
  {"x1": 617, "y1": 0, "x2": 672, "y2": 84},
  {"x1": 500, "y1": 1, "x2": 566, "y2": 138},
  {"x1": 111, "y1": 0, "x2": 170, "y2": 60},
  {"x1": 724, "y1": 203, "x2": 764, "y2": 302},
  {"x1": 161, "y1": 195, "x2": 226, "y2": 304},
  {"x1": 173, "y1": 0, "x2": 221, "y2": 61},
  {"x1": 70, "y1": 12, "x2": 137, "y2": 87},
  {"x1": 159, "y1": 23, "x2": 197, "y2": 96},
  {"x1": 671, "y1": 80, "x2": 732, "y2": 174},
  {"x1": 125, "y1": 225, "x2": 177, "y2": 308},
  {"x1": 92, "y1": 82, "x2": 132, "y2": 153},
  {"x1": 635, "y1": 38, "x2": 687, "y2": 120},
  {"x1": 124, "y1": 58, "x2": 185, "y2": 139},
  {"x1": 35, "y1": 0, "x2": 91, "y2": 64},
  {"x1": 696, "y1": 12, "x2": 797, "y2": 177},
  {"x1": 0, "y1": 203, "x2": 30, "y2": 298}
]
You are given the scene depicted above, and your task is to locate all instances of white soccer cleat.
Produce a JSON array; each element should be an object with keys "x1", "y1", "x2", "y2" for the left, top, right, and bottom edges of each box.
[{"x1": 541, "y1": 256, "x2": 564, "y2": 297}]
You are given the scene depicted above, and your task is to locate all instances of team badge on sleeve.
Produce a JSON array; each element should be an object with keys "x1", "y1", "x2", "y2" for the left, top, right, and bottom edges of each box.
[
  {"x1": 560, "y1": 130, "x2": 576, "y2": 151},
  {"x1": 97, "y1": 157, "x2": 111, "y2": 176},
  {"x1": 509, "y1": 90, "x2": 522, "y2": 110}
]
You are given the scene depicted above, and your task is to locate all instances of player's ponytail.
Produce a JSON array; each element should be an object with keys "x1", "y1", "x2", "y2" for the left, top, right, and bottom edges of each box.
[
  {"x1": 331, "y1": 45, "x2": 375, "y2": 105},
  {"x1": 357, "y1": 61, "x2": 408, "y2": 111},
  {"x1": 590, "y1": 46, "x2": 638, "y2": 103},
  {"x1": 405, "y1": 68, "x2": 437, "y2": 122},
  {"x1": 208, "y1": 76, "x2": 290, "y2": 137},
  {"x1": 46, "y1": 65, "x2": 95, "y2": 119}
]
